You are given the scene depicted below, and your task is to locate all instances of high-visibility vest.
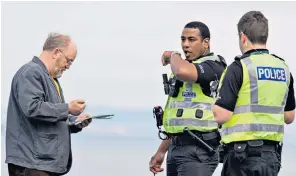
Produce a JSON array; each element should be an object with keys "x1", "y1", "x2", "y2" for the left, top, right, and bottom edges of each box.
[
  {"x1": 163, "y1": 55, "x2": 222, "y2": 134},
  {"x1": 219, "y1": 53, "x2": 290, "y2": 144}
]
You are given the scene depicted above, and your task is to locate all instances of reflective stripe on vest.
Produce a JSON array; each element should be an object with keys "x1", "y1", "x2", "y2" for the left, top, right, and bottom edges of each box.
[
  {"x1": 168, "y1": 118, "x2": 218, "y2": 127},
  {"x1": 198, "y1": 56, "x2": 221, "y2": 63},
  {"x1": 169, "y1": 101, "x2": 212, "y2": 110},
  {"x1": 220, "y1": 57, "x2": 290, "y2": 137},
  {"x1": 220, "y1": 123, "x2": 284, "y2": 136}
]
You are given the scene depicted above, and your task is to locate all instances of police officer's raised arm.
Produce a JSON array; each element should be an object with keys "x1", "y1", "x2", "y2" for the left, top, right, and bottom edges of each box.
[
  {"x1": 284, "y1": 73, "x2": 295, "y2": 124},
  {"x1": 161, "y1": 51, "x2": 198, "y2": 83},
  {"x1": 212, "y1": 61, "x2": 243, "y2": 124}
]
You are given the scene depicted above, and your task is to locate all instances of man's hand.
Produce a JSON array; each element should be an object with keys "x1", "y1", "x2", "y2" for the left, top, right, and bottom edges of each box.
[
  {"x1": 149, "y1": 152, "x2": 165, "y2": 174},
  {"x1": 75, "y1": 114, "x2": 92, "y2": 128},
  {"x1": 68, "y1": 99, "x2": 86, "y2": 115},
  {"x1": 161, "y1": 51, "x2": 173, "y2": 66}
]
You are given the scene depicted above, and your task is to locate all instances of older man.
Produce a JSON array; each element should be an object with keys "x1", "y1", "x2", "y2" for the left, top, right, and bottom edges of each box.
[{"x1": 5, "y1": 33, "x2": 92, "y2": 176}]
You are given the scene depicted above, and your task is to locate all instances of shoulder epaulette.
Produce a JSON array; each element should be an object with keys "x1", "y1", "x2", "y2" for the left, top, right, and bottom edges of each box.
[
  {"x1": 217, "y1": 55, "x2": 225, "y2": 62},
  {"x1": 234, "y1": 53, "x2": 251, "y2": 61},
  {"x1": 234, "y1": 55, "x2": 243, "y2": 61},
  {"x1": 217, "y1": 55, "x2": 227, "y2": 67},
  {"x1": 271, "y1": 54, "x2": 285, "y2": 61}
]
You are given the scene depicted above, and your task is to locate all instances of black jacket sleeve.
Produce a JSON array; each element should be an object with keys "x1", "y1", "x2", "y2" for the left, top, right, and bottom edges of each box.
[
  {"x1": 284, "y1": 73, "x2": 295, "y2": 111},
  {"x1": 194, "y1": 60, "x2": 226, "y2": 97},
  {"x1": 214, "y1": 60, "x2": 243, "y2": 112}
]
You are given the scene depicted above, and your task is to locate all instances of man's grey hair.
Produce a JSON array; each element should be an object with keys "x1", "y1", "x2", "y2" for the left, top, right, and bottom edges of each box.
[{"x1": 42, "y1": 32, "x2": 71, "y2": 51}]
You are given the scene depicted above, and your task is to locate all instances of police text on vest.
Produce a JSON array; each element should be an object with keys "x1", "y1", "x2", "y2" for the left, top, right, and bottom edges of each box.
[
  {"x1": 182, "y1": 92, "x2": 196, "y2": 98},
  {"x1": 257, "y1": 67, "x2": 286, "y2": 82}
]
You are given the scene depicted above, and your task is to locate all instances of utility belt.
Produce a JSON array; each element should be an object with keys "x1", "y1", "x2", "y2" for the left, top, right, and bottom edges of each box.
[
  {"x1": 170, "y1": 130, "x2": 220, "y2": 148},
  {"x1": 226, "y1": 140, "x2": 277, "y2": 154},
  {"x1": 218, "y1": 140, "x2": 282, "y2": 163}
]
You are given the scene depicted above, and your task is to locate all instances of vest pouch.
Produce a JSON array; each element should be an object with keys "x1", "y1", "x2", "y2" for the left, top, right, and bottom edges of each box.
[
  {"x1": 169, "y1": 78, "x2": 183, "y2": 97},
  {"x1": 176, "y1": 109, "x2": 183, "y2": 117},
  {"x1": 234, "y1": 143, "x2": 247, "y2": 162},
  {"x1": 195, "y1": 109, "x2": 203, "y2": 118},
  {"x1": 169, "y1": 86, "x2": 178, "y2": 97},
  {"x1": 247, "y1": 140, "x2": 263, "y2": 157}
]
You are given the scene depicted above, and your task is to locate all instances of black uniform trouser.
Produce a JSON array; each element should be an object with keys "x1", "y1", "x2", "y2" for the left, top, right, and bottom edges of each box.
[
  {"x1": 166, "y1": 131, "x2": 220, "y2": 176},
  {"x1": 8, "y1": 163, "x2": 60, "y2": 176},
  {"x1": 221, "y1": 140, "x2": 281, "y2": 176}
]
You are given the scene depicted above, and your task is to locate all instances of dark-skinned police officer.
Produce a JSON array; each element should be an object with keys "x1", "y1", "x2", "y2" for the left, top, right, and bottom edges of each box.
[
  {"x1": 149, "y1": 21, "x2": 227, "y2": 176},
  {"x1": 213, "y1": 11, "x2": 295, "y2": 176}
]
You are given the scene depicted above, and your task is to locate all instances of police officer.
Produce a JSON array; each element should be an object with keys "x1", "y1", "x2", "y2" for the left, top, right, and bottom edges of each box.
[
  {"x1": 213, "y1": 11, "x2": 295, "y2": 176},
  {"x1": 149, "y1": 21, "x2": 227, "y2": 176}
]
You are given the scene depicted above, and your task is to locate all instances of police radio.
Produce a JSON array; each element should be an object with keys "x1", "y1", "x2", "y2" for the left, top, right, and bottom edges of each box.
[
  {"x1": 153, "y1": 106, "x2": 168, "y2": 140},
  {"x1": 162, "y1": 74, "x2": 170, "y2": 95},
  {"x1": 162, "y1": 74, "x2": 183, "y2": 97}
]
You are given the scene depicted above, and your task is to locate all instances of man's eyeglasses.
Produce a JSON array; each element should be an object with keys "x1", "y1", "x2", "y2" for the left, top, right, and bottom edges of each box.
[{"x1": 57, "y1": 48, "x2": 73, "y2": 66}]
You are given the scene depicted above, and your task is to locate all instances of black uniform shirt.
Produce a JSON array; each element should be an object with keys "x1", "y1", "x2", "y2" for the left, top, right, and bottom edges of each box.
[{"x1": 188, "y1": 53, "x2": 227, "y2": 97}]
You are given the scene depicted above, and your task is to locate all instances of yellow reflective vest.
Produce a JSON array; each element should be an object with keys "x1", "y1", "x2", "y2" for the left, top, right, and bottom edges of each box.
[
  {"x1": 219, "y1": 53, "x2": 290, "y2": 144},
  {"x1": 163, "y1": 55, "x2": 222, "y2": 134}
]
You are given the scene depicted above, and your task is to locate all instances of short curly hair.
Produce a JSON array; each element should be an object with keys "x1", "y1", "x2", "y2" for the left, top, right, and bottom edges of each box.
[
  {"x1": 184, "y1": 21, "x2": 210, "y2": 40},
  {"x1": 237, "y1": 11, "x2": 268, "y2": 44}
]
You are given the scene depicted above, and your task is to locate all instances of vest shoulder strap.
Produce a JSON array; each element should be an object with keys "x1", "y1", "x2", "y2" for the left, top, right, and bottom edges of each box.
[
  {"x1": 217, "y1": 55, "x2": 227, "y2": 67},
  {"x1": 193, "y1": 55, "x2": 221, "y2": 63},
  {"x1": 271, "y1": 54, "x2": 285, "y2": 62},
  {"x1": 234, "y1": 54, "x2": 248, "y2": 61},
  {"x1": 271, "y1": 54, "x2": 290, "y2": 73}
]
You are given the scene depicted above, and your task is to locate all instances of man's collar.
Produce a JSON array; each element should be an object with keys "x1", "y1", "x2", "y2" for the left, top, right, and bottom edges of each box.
[
  {"x1": 186, "y1": 52, "x2": 214, "y2": 63},
  {"x1": 242, "y1": 49, "x2": 269, "y2": 58},
  {"x1": 32, "y1": 56, "x2": 50, "y2": 75}
]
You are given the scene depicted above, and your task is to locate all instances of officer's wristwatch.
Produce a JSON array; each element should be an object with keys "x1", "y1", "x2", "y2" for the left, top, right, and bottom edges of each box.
[{"x1": 170, "y1": 51, "x2": 181, "y2": 58}]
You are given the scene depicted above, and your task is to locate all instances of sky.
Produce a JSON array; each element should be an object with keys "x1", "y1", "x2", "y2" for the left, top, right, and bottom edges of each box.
[{"x1": 1, "y1": 1, "x2": 296, "y2": 176}]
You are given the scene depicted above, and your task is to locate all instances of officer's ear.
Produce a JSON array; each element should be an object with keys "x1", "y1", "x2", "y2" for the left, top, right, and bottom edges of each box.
[
  {"x1": 240, "y1": 32, "x2": 248, "y2": 46},
  {"x1": 203, "y1": 38, "x2": 210, "y2": 50}
]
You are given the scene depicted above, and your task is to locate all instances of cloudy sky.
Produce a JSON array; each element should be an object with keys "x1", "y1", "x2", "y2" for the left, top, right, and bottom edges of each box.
[{"x1": 1, "y1": 1, "x2": 296, "y2": 176}]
